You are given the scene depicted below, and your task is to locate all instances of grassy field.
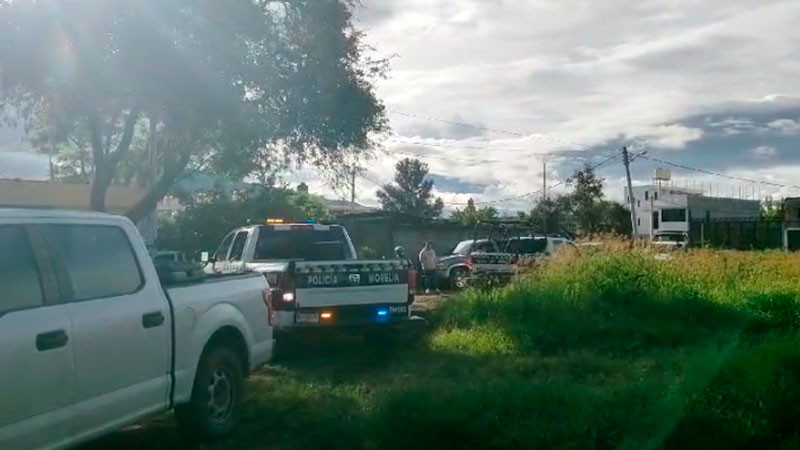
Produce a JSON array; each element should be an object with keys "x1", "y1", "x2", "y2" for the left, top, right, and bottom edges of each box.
[{"x1": 87, "y1": 247, "x2": 800, "y2": 450}]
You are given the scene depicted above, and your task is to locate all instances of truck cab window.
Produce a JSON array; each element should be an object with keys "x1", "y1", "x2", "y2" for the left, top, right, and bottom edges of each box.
[
  {"x1": 44, "y1": 225, "x2": 143, "y2": 301},
  {"x1": 475, "y1": 241, "x2": 496, "y2": 252},
  {"x1": 0, "y1": 226, "x2": 44, "y2": 313},
  {"x1": 253, "y1": 226, "x2": 349, "y2": 261},
  {"x1": 214, "y1": 232, "x2": 235, "y2": 262},
  {"x1": 229, "y1": 231, "x2": 249, "y2": 261}
]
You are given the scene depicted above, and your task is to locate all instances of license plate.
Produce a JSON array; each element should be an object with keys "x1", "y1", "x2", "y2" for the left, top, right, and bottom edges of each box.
[
  {"x1": 389, "y1": 305, "x2": 407, "y2": 314},
  {"x1": 296, "y1": 312, "x2": 319, "y2": 324}
]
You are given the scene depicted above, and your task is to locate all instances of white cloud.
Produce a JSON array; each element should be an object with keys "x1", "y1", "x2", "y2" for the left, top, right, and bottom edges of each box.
[
  {"x1": 3, "y1": 0, "x2": 800, "y2": 211},
  {"x1": 350, "y1": 0, "x2": 800, "y2": 207},
  {"x1": 751, "y1": 145, "x2": 778, "y2": 158},
  {"x1": 767, "y1": 118, "x2": 800, "y2": 135}
]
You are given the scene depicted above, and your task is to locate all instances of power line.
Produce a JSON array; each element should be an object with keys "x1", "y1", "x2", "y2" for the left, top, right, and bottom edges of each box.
[
  {"x1": 637, "y1": 154, "x2": 800, "y2": 191},
  {"x1": 385, "y1": 148, "x2": 511, "y2": 164},
  {"x1": 387, "y1": 138, "x2": 599, "y2": 156},
  {"x1": 389, "y1": 110, "x2": 526, "y2": 137},
  {"x1": 364, "y1": 151, "x2": 620, "y2": 208},
  {"x1": 455, "y1": 152, "x2": 620, "y2": 206},
  {"x1": 389, "y1": 110, "x2": 597, "y2": 150}
]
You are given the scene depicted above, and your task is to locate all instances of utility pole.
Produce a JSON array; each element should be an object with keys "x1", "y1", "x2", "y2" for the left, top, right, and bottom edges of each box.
[
  {"x1": 542, "y1": 158, "x2": 547, "y2": 234},
  {"x1": 622, "y1": 146, "x2": 639, "y2": 238},
  {"x1": 350, "y1": 165, "x2": 356, "y2": 213}
]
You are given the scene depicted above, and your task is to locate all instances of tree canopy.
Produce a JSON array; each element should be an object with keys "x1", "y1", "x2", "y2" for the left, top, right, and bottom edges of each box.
[
  {"x1": 0, "y1": 0, "x2": 387, "y2": 221},
  {"x1": 523, "y1": 165, "x2": 631, "y2": 237},
  {"x1": 377, "y1": 158, "x2": 444, "y2": 219},
  {"x1": 451, "y1": 198, "x2": 498, "y2": 226},
  {"x1": 157, "y1": 187, "x2": 329, "y2": 255}
]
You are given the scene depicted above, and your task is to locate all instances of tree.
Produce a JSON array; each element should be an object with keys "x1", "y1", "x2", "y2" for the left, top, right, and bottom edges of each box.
[
  {"x1": 761, "y1": 197, "x2": 784, "y2": 220},
  {"x1": 451, "y1": 198, "x2": 498, "y2": 226},
  {"x1": 527, "y1": 196, "x2": 571, "y2": 235},
  {"x1": 157, "y1": 187, "x2": 329, "y2": 255},
  {"x1": 0, "y1": 0, "x2": 387, "y2": 221},
  {"x1": 377, "y1": 158, "x2": 444, "y2": 219},
  {"x1": 565, "y1": 164, "x2": 606, "y2": 234},
  {"x1": 522, "y1": 165, "x2": 631, "y2": 237}
]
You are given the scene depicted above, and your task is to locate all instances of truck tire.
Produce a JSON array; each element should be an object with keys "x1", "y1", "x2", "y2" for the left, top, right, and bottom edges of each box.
[
  {"x1": 175, "y1": 345, "x2": 244, "y2": 441},
  {"x1": 449, "y1": 267, "x2": 469, "y2": 290}
]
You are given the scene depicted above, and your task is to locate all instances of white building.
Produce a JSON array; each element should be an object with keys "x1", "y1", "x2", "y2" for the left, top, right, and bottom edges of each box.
[{"x1": 625, "y1": 184, "x2": 761, "y2": 238}]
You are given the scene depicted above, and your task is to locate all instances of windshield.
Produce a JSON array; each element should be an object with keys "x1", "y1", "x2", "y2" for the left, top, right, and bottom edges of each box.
[
  {"x1": 253, "y1": 226, "x2": 351, "y2": 261},
  {"x1": 452, "y1": 241, "x2": 474, "y2": 255}
]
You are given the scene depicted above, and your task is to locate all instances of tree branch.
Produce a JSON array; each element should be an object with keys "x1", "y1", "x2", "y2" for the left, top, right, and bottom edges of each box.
[
  {"x1": 126, "y1": 145, "x2": 192, "y2": 223},
  {"x1": 87, "y1": 112, "x2": 105, "y2": 167},
  {"x1": 108, "y1": 107, "x2": 140, "y2": 167},
  {"x1": 88, "y1": 107, "x2": 140, "y2": 211}
]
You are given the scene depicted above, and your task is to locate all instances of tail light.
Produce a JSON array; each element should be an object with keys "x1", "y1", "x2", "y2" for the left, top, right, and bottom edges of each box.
[
  {"x1": 262, "y1": 289, "x2": 275, "y2": 325},
  {"x1": 407, "y1": 268, "x2": 417, "y2": 304},
  {"x1": 466, "y1": 256, "x2": 474, "y2": 268},
  {"x1": 269, "y1": 271, "x2": 296, "y2": 310}
]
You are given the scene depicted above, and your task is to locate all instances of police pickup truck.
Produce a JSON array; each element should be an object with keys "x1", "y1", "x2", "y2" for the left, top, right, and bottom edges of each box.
[{"x1": 204, "y1": 221, "x2": 415, "y2": 329}]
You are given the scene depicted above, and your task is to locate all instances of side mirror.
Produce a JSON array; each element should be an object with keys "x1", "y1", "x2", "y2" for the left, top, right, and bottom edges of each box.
[{"x1": 200, "y1": 252, "x2": 210, "y2": 263}]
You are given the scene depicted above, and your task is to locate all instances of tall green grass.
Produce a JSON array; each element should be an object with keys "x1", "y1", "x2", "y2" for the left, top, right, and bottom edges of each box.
[{"x1": 87, "y1": 248, "x2": 800, "y2": 450}]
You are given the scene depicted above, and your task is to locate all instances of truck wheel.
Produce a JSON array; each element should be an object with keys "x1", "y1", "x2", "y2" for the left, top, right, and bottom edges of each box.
[
  {"x1": 175, "y1": 345, "x2": 244, "y2": 441},
  {"x1": 450, "y1": 267, "x2": 469, "y2": 290}
]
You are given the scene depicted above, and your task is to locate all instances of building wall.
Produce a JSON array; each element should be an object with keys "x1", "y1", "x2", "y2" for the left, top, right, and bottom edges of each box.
[
  {"x1": 626, "y1": 184, "x2": 761, "y2": 238},
  {"x1": 393, "y1": 224, "x2": 476, "y2": 262},
  {"x1": 688, "y1": 196, "x2": 761, "y2": 221},
  {"x1": 0, "y1": 179, "x2": 166, "y2": 245},
  {"x1": 627, "y1": 185, "x2": 690, "y2": 237},
  {"x1": 338, "y1": 214, "x2": 480, "y2": 262}
]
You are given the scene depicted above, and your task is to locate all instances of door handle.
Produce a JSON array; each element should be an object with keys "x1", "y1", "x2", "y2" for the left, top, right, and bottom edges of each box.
[
  {"x1": 36, "y1": 330, "x2": 68, "y2": 352},
  {"x1": 142, "y1": 311, "x2": 165, "y2": 329}
]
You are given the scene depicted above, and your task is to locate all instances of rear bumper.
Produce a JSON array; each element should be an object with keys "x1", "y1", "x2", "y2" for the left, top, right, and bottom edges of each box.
[{"x1": 274, "y1": 304, "x2": 412, "y2": 330}]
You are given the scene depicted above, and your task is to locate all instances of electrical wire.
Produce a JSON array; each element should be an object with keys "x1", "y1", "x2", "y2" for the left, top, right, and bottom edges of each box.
[
  {"x1": 363, "y1": 151, "x2": 621, "y2": 208},
  {"x1": 389, "y1": 110, "x2": 596, "y2": 150},
  {"x1": 638, "y1": 154, "x2": 800, "y2": 191}
]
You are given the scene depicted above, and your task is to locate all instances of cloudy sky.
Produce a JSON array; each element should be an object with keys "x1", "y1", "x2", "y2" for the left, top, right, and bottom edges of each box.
[{"x1": 3, "y1": 0, "x2": 800, "y2": 212}]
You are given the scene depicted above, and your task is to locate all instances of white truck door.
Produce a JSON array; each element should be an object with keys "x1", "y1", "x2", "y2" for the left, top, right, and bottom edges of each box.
[
  {"x1": 42, "y1": 224, "x2": 171, "y2": 439},
  {"x1": 0, "y1": 225, "x2": 75, "y2": 450}
]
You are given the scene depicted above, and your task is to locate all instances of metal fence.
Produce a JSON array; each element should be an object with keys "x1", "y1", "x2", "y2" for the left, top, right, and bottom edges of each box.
[{"x1": 689, "y1": 218, "x2": 783, "y2": 250}]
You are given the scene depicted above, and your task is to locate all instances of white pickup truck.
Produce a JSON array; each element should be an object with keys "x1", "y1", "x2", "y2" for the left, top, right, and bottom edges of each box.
[
  {"x1": 0, "y1": 209, "x2": 274, "y2": 450},
  {"x1": 205, "y1": 221, "x2": 415, "y2": 330}
]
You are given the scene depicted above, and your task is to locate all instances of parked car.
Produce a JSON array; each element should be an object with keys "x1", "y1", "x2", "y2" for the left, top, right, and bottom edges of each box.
[
  {"x1": 0, "y1": 209, "x2": 274, "y2": 450},
  {"x1": 438, "y1": 236, "x2": 577, "y2": 289},
  {"x1": 204, "y1": 220, "x2": 416, "y2": 330},
  {"x1": 651, "y1": 231, "x2": 689, "y2": 249},
  {"x1": 437, "y1": 239, "x2": 514, "y2": 289},
  {"x1": 504, "y1": 236, "x2": 579, "y2": 265}
]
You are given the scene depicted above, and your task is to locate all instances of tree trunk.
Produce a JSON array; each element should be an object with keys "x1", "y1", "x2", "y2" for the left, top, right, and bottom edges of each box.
[
  {"x1": 126, "y1": 149, "x2": 191, "y2": 223},
  {"x1": 88, "y1": 108, "x2": 140, "y2": 211}
]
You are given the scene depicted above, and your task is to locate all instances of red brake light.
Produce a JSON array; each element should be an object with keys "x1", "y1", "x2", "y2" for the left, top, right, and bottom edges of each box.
[
  {"x1": 262, "y1": 290, "x2": 274, "y2": 325},
  {"x1": 466, "y1": 256, "x2": 474, "y2": 268},
  {"x1": 271, "y1": 271, "x2": 296, "y2": 310},
  {"x1": 408, "y1": 269, "x2": 417, "y2": 293}
]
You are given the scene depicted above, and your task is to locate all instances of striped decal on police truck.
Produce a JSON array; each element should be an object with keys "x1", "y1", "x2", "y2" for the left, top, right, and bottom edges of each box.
[{"x1": 293, "y1": 261, "x2": 409, "y2": 289}]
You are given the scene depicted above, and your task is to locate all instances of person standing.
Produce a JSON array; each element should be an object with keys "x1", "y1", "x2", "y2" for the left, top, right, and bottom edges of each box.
[{"x1": 418, "y1": 241, "x2": 438, "y2": 294}]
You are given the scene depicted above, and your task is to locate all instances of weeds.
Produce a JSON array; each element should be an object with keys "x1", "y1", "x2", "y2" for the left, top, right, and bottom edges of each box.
[{"x1": 85, "y1": 247, "x2": 800, "y2": 450}]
